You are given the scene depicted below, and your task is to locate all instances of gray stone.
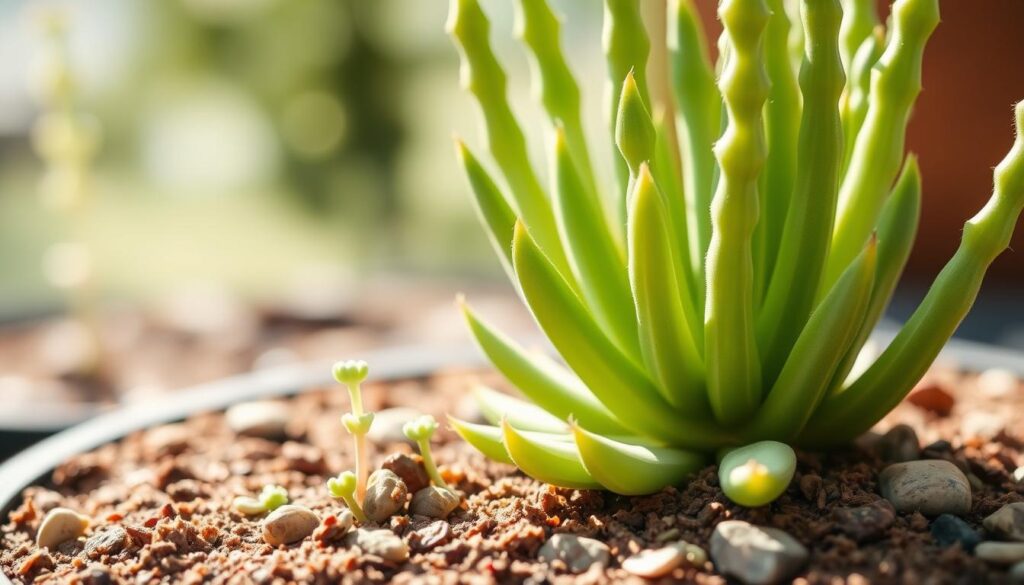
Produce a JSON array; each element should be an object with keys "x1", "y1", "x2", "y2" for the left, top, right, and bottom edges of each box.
[
  {"x1": 833, "y1": 500, "x2": 895, "y2": 543},
  {"x1": 975, "y1": 541, "x2": 1024, "y2": 565},
  {"x1": 381, "y1": 453, "x2": 430, "y2": 494},
  {"x1": 225, "y1": 401, "x2": 289, "y2": 439},
  {"x1": 347, "y1": 528, "x2": 409, "y2": 562},
  {"x1": 83, "y1": 526, "x2": 127, "y2": 558},
  {"x1": 878, "y1": 424, "x2": 920, "y2": 463},
  {"x1": 362, "y1": 469, "x2": 408, "y2": 522},
  {"x1": 879, "y1": 460, "x2": 971, "y2": 516},
  {"x1": 709, "y1": 520, "x2": 808, "y2": 585},
  {"x1": 1010, "y1": 560, "x2": 1024, "y2": 583},
  {"x1": 409, "y1": 487, "x2": 460, "y2": 519},
  {"x1": 538, "y1": 533, "x2": 610, "y2": 574},
  {"x1": 931, "y1": 514, "x2": 982, "y2": 552},
  {"x1": 366, "y1": 408, "x2": 422, "y2": 444},
  {"x1": 261, "y1": 505, "x2": 319, "y2": 546},
  {"x1": 983, "y1": 503, "x2": 1024, "y2": 542}
]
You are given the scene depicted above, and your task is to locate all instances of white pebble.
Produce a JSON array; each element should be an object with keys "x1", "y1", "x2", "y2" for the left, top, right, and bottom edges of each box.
[{"x1": 36, "y1": 508, "x2": 90, "y2": 550}]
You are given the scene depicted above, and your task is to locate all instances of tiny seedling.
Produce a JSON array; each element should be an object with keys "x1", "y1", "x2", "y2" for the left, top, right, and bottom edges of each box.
[
  {"x1": 403, "y1": 414, "x2": 450, "y2": 490},
  {"x1": 327, "y1": 470, "x2": 367, "y2": 523},
  {"x1": 232, "y1": 484, "x2": 290, "y2": 516},
  {"x1": 448, "y1": 0, "x2": 1024, "y2": 505},
  {"x1": 334, "y1": 360, "x2": 374, "y2": 500}
]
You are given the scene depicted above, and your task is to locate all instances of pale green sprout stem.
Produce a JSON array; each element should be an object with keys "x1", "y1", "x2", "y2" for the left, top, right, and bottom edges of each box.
[
  {"x1": 719, "y1": 441, "x2": 796, "y2": 507},
  {"x1": 334, "y1": 360, "x2": 372, "y2": 500},
  {"x1": 327, "y1": 471, "x2": 367, "y2": 523},
  {"x1": 403, "y1": 415, "x2": 450, "y2": 490}
]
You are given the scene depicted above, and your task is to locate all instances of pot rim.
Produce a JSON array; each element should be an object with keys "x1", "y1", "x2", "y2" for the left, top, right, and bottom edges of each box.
[{"x1": 2, "y1": 336, "x2": 1023, "y2": 583}]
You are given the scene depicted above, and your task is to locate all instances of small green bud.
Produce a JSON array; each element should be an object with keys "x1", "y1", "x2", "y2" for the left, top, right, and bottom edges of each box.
[
  {"x1": 403, "y1": 414, "x2": 439, "y2": 442},
  {"x1": 258, "y1": 485, "x2": 289, "y2": 511},
  {"x1": 327, "y1": 471, "x2": 358, "y2": 499},
  {"x1": 341, "y1": 412, "x2": 374, "y2": 435},
  {"x1": 332, "y1": 359, "x2": 369, "y2": 386},
  {"x1": 718, "y1": 440, "x2": 797, "y2": 507}
]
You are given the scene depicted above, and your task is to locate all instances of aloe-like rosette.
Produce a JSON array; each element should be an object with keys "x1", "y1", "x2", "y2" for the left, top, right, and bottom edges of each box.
[{"x1": 449, "y1": 0, "x2": 1024, "y2": 502}]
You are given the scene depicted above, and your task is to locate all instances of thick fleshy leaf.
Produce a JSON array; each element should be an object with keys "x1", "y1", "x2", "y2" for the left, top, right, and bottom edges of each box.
[
  {"x1": 473, "y1": 385, "x2": 568, "y2": 433},
  {"x1": 448, "y1": 416, "x2": 514, "y2": 464},
  {"x1": 627, "y1": 166, "x2": 707, "y2": 414},
  {"x1": 454, "y1": 139, "x2": 517, "y2": 279},
  {"x1": 501, "y1": 419, "x2": 601, "y2": 489},
  {"x1": 460, "y1": 300, "x2": 628, "y2": 434},
  {"x1": 512, "y1": 222, "x2": 738, "y2": 449},
  {"x1": 572, "y1": 422, "x2": 706, "y2": 495},
  {"x1": 718, "y1": 440, "x2": 797, "y2": 507}
]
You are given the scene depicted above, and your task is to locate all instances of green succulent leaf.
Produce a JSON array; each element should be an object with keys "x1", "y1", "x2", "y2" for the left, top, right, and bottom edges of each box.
[
  {"x1": 454, "y1": 139, "x2": 518, "y2": 279},
  {"x1": 572, "y1": 422, "x2": 706, "y2": 495},
  {"x1": 448, "y1": 416, "x2": 514, "y2": 464},
  {"x1": 719, "y1": 440, "x2": 797, "y2": 507},
  {"x1": 460, "y1": 299, "x2": 628, "y2": 434},
  {"x1": 472, "y1": 384, "x2": 568, "y2": 434},
  {"x1": 501, "y1": 419, "x2": 602, "y2": 490}
]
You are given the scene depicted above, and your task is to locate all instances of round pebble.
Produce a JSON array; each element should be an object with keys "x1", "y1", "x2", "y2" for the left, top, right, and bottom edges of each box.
[
  {"x1": 538, "y1": 534, "x2": 610, "y2": 574},
  {"x1": 975, "y1": 541, "x2": 1024, "y2": 565},
  {"x1": 409, "y1": 486, "x2": 460, "y2": 519},
  {"x1": 225, "y1": 400, "x2": 290, "y2": 439},
  {"x1": 710, "y1": 520, "x2": 808, "y2": 585},
  {"x1": 381, "y1": 453, "x2": 430, "y2": 494},
  {"x1": 878, "y1": 424, "x2": 920, "y2": 463},
  {"x1": 348, "y1": 528, "x2": 409, "y2": 562},
  {"x1": 366, "y1": 408, "x2": 422, "y2": 444},
  {"x1": 622, "y1": 541, "x2": 705, "y2": 578},
  {"x1": 261, "y1": 505, "x2": 320, "y2": 546},
  {"x1": 36, "y1": 508, "x2": 90, "y2": 550},
  {"x1": 879, "y1": 460, "x2": 971, "y2": 516},
  {"x1": 363, "y1": 469, "x2": 408, "y2": 522},
  {"x1": 983, "y1": 503, "x2": 1024, "y2": 542},
  {"x1": 931, "y1": 514, "x2": 982, "y2": 552}
]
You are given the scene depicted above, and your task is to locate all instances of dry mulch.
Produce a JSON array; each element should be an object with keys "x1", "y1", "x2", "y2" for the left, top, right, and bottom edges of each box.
[{"x1": 2, "y1": 364, "x2": 1023, "y2": 584}]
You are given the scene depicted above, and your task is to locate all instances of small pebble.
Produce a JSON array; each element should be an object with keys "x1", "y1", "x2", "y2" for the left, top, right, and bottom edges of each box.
[
  {"x1": 879, "y1": 460, "x2": 971, "y2": 516},
  {"x1": 363, "y1": 469, "x2": 408, "y2": 522},
  {"x1": 878, "y1": 424, "x2": 920, "y2": 463},
  {"x1": 225, "y1": 400, "x2": 289, "y2": 439},
  {"x1": 382, "y1": 453, "x2": 431, "y2": 494},
  {"x1": 538, "y1": 534, "x2": 610, "y2": 574},
  {"x1": 1010, "y1": 560, "x2": 1024, "y2": 583},
  {"x1": 82, "y1": 526, "x2": 127, "y2": 558},
  {"x1": 366, "y1": 408, "x2": 422, "y2": 444},
  {"x1": 347, "y1": 528, "x2": 409, "y2": 562},
  {"x1": 977, "y1": 368, "x2": 1019, "y2": 398},
  {"x1": 906, "y1": 383, "x2": 955, "y2": 416},
  {"x1": 36, "y1": 507, "x2": 90, "y2": 550},
  {"x1": 313, "y1": 510, "x2": 354, "y2": 544},
  {"x1": 1015, "y1": 467, "x2": 1024, "y2": 483},
  {"x1": 622, "y1": 541, "x2": 705, "y2": 578},
  {"x1": 261, "y1": 505, "x2": 320, "y2": 546},
  {"x1": 930, "y1": 514, "x2": 982, "y2": 552},
  {"x1": 983, "y1": 503, "x2": 1024, "y2": 542},
  {"x1": 709, "y1": 520, "x2": 808, "y2": 585},
  {"x1": 410, "y1": 521, "x2": 453, "y2": 552},
  {"x1": 833, "y1": 500, "x2": 895, "y2": 543},
  {"x1": 962, "y1": 411, "x2": 1006, "y2": 440},
  {"x1": 975, "y1": 541, "x2": 1024, "y2": 565},
  {"x1": 409, "y1": 487, "x2": 460, "y2": 519}
]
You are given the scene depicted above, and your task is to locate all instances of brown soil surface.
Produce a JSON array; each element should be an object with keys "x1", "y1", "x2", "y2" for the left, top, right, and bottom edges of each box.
[{"x1": 2, "y1": 363, "x2": 1023, "y2": 584}]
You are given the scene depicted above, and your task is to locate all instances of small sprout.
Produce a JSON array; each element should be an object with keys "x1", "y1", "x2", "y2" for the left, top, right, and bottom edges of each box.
[
  {"x1": 327, "y1": 471, "x2": 367, "y2": 523},
  {"x1": 334, "y1": 359, "x2": 372, "y2": 499},
  {"x1": 403, "y1": 414, "x2": 449, "y2": 490},
  {"x1": 718, "y1": 440, "x2": 797, "y2": 507},
  {"x1": 259, "y1": 484, "x2": 289, "y2": 511},
  {"x1": 232, "y1": 485, "x2": 290, "y2": 516}
]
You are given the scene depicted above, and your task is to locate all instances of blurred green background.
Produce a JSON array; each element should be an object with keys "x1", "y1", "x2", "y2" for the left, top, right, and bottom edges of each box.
[{"x1": 0, "y1": 0, "x2": 1023, "y2": 345}]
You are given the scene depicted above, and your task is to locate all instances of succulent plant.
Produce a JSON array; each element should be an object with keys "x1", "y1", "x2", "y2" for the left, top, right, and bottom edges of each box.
[{"x1": 448, "y1": 0, "x2": 1024, "y2": 501}]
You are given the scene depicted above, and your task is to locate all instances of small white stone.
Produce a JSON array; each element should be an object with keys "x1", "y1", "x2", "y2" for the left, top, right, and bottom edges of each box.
[
  {"x1": 622, "y1": 541, "x2": 705, "y2": 578},
  {"x1": 226, "y1": 401, "x2": 290, "y2": 439},
  {"x1": 36, "y1": 507, "x2": 90, "y2": 550},
  {"x1": 348, "y1": 528, "x2": 409, "y2": 562},
  {"x1": 710, "y1": 520, "x2": 808, "y2": 585},
  {"x1": 975, "y1": 541, "x2": 1024, "y2": 565},
  {"x1": 409, "y1": 487, "x2": 460, "y2": 519},
  {"x1": 538, "y1": 534, "x2": 610, "y2": 574},
  {"x1": 366, "y1": 408, "x2": 422, "y2": 444},
  {"x1": 977, "y1": 368, "x2": 1019, "y2": 398},
  {"x1": 1013, "y1": 466, "x2": 1024, "y2": 483},
  {"x1": 261, "y1": 505, "x2": 320, "y2": 546}
]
